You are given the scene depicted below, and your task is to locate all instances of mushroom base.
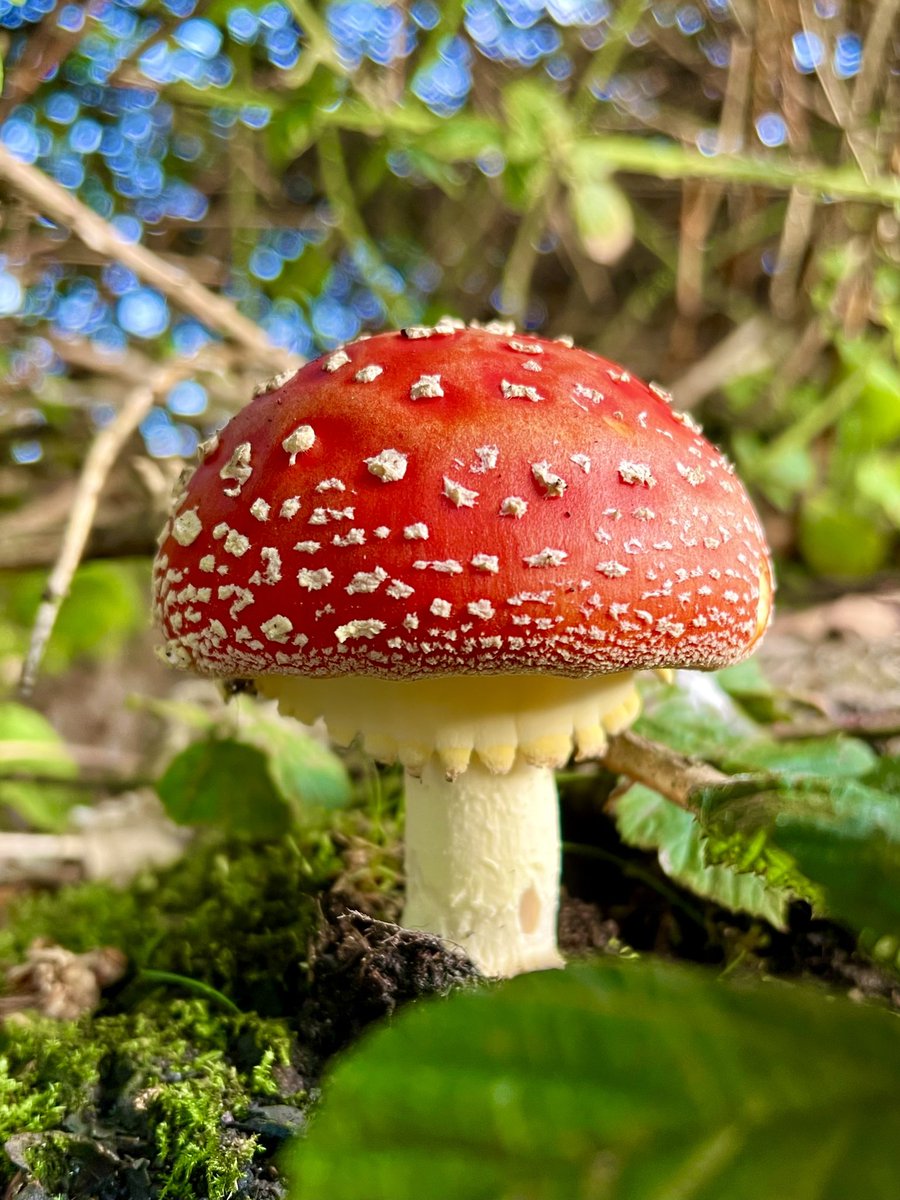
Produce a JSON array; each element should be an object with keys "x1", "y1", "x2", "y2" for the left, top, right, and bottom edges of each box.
[
  {"x1": 257, "y1": 672, "x2": 646, "y2": 976},
  {"x1": 404, "y1": 757, "x2": 563, "y2": 977},
  {"x1": 257, "y1": 671, "x2": 642, "y2": 778}
]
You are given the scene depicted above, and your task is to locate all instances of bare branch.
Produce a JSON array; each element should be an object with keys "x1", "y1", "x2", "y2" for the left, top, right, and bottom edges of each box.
[
  {"x1": 668, "y1": 315, "x2": 782, "y2": 409},
  {"x1": 850, "y1": 0, "x2": 900, "y2": 126},
  {"x1": 17, "y1": 356, "x2": 202, "y2": 696},
  {"x1": 769, "y1": 710, "x2": 900, "y2": 742},
  {"x1": 0, "y1": 142, "x2": 297, "y2": 369},
  {"x1": 602, "y1": 729, "x2": 727, "y2": 811}
]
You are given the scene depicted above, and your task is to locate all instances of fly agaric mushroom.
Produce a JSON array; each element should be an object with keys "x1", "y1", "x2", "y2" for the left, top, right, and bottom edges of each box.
[{"x1": 153, "y1": 320, "x2": 773, "y2": 977}]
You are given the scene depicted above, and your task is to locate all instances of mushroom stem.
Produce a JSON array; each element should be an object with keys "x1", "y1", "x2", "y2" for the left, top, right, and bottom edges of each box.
[{"x1": 403, "y1": 757, "x2": 564, "y2": 977}]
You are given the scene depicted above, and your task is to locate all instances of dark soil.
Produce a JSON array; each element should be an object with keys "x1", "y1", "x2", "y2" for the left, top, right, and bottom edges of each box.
[
  {"x1": 560, "y1": 798, "x2": 900, "y2": 1010},
  {"x1": 296, "y1": 899, "x2": 480, "y2": 1067}
]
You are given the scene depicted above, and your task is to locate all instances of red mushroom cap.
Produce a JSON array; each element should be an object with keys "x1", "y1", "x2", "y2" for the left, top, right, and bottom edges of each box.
[{"x1": 153, "y1": 321, "x2": 773, "y2": 681}]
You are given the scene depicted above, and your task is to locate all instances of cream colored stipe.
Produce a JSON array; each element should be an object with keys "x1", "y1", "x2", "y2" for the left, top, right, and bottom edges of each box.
[
  {"x1": 404, "y1": 757, "x2": 564, "y2": 976},
  {"x1": 257, "y1": 671, "x2": 642, "y2": 776}
]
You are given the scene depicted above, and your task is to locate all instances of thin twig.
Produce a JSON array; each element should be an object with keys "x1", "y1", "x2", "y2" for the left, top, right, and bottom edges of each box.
[
  {"x1": 674, "y1": 35, "x2": 752, "y2": 321},
  {"x1": 0, "y1": 142, "x2": 295, "y2": 368},
  {"x1": 768, "y1": 186, "x2": 817, "y2": 321},
  {"x1": 667, "y1": 315, "x2": 779, "y2": 409},
  {"x1": 17, "y1": 358, "x2": 196, "y2": 696},
  {"x1": 603, "y1": 730, "x2": 727, "y2": 811},
  {"x1": 499, "y1": 182, "x2": 558, "y2": 325},
  {"x1": 850, "y1": 0, "x2": 900, "y2": 126},
  {"x1": 0, "y1": 772, "x2": 149, "y2": 792},
  {"x1": 0, "y1": 832, "x2": 86, "y2": 861},
  {"x1": 0, "y1": 741, "x2": 137, "y2": 771},
  {"x1": 573, "y1": 0, "x2": 646, "y2": 125},
  {"x1": 799, "y1": 0, "x2": 879, "y2": 181},
  {"x1": 0, "y1": 821, "x2": 189, "y2": 882},
  {"x1": 569, "y1": 135, "x2": 900, "y2": 204},
  {"x1": 768, "y1": 711, "x2": 900, "y2": 742},
  {"x1": 316, "y1": 128, "x2": 413, "y2": 327}
]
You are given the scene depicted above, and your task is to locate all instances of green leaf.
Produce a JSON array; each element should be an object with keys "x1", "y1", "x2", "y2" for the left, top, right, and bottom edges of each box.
[
  {"x1": 0, "y1": 562, "x2": 145, "y2": 675},
  {"x1": 864, "y1": 755, "x2": 900, "y2": 795},
  {"x1": 798, "y1": 494, "x2": 889, "y2": 577},
  {"x1": 717, "y1": 734, "x2": 878, "y2": 779},
  {"x1": 700, "y1": 777, "x2": 900, "y2": 937},
  {"x1": 780, "y1": 826, "x2": 900, "y2": 954},
  {"x1": 634, "y1": 689, "x2": 746, "y2": 759},
  {"x1": 286, "y1": 959, "x2": 900, "y2": 1200},
  {"x1": 0, "y1": 702, "x2": 77, "y2": 832},
  {"x1": 267, "y1": 100, "x2": 320, "y2": 165},
  {"x1": 502, "y1": 78, "x2": 571, "y2": 162},
  {"x1": 614, "y1": 784, "x2": 791, "y2": 927},
  {"x1": 156, "y1": 739, "x2": 291, "y2": 838},
  {"x1": 714, "y1": 660, "x2": 786, "y2": 723},
  {"x1": 837, "y1": 339, "x2": 900, "y2": 447},
  {"x1": 568, "y1": 178, "x2": 634, "y2": 264},
  {"x1": 412, "y1": 116, "x2": 503, "y2": 163},
  {"x1": 732, "y1": 431, "x2": 815, "y2": 511},
  {"x1": 499, "y1": 158, "x2": 551, "y2": 213},
  {"x1": 856, "y1": 453, "x2": 900, "y2": 527},
  {"x1": 231, "y1": 699, "x2": 351, "y2": 814},
  {"x1": 568, "y1": 137, "x2": 614, "y2": 181}
]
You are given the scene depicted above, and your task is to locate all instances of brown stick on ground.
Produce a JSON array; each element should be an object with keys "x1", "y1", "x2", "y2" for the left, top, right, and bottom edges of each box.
[{"x1": 603, "y1": 729, "x2": 728, "y2": 811}]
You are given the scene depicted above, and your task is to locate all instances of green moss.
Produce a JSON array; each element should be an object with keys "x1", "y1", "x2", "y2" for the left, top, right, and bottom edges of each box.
[
  {"x1": 0, "y1": 802, "x2": 402, "y2": 1016},
  {"x1": 0, "y1": 999, "x2": 303, "y2": 1197},
  {"x1": 0, "y1": 785, "x2": 404, "y2": 1195}
]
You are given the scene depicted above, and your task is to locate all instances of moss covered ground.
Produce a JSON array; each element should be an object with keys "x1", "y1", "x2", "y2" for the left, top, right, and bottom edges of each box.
[{"x1": 0, "y1": 800, "x2": 421, "y2": 1199}]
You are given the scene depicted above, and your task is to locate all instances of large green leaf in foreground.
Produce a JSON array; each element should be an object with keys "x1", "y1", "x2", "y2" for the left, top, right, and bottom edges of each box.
[{"x1": 287, "y1": 960, "x2": 900, "y2": 1200}]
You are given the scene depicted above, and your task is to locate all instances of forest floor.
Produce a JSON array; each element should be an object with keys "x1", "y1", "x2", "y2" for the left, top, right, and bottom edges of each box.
[{"x1": 0, "y1": 587, "x2": 897, "y2": 1199}]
